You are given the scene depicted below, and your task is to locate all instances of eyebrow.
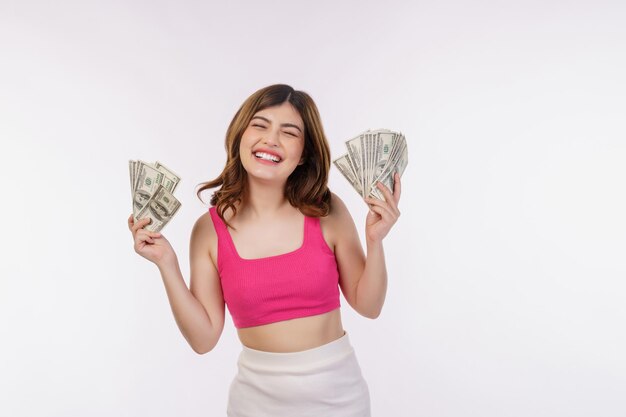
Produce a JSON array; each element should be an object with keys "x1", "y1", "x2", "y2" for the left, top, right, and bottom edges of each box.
[{"x1": 251, "y1": 116, "x2": 303, "y2": 133}]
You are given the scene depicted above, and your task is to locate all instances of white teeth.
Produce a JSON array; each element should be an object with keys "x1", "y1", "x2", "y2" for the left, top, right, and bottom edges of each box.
[{"x1": 254, "y1": 152, "x2": 281, "y2": 162}]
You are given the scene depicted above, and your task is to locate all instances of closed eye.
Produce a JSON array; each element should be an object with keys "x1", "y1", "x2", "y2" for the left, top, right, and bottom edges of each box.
[{"x1": 283, "y1": 129, "x2": 301, "y2": 137}]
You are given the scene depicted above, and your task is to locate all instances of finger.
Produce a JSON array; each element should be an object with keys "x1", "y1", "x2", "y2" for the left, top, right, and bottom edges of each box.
[
  {"x1": 136, "y1": 236, "x2": 154, "y2": 245},
  {"x1": 128, "y1": 214, "x2": 135, "y2": 230},
  {"x1": 376, "y1": 181, "x2": 396, "y2": 207},
  {"x1": 367, "y1": 196, "x2": 401, "y2": 223},
  {"x1": 365, "y1": 196, "x2": 394, "y2": 215},
  {"x1": 370, "y1": 204, "x2": 395, "y2": 221},
  {"x1": 393, "y1": 172, "x2": 401, "y2": 204},
  {"x1": 131, "y1": 217, "x2": 151, "y2": 233},
  {"x1": 134, "y1": 238, "x2": 150, "y2": 253},
  {"x1": 137, "y1": 227, "x2": 161, "y2": 237},
  {"x1": 135, "y1": 231, "x2": 155, "y2": 245},
  {"x1": 376, "y1": 182, "x2": 400, "y2": 215},
  {"x1": 366, "y1": 193, "x2": 399, "y2": 217},
  {"x1": 135, "y1": 229, "x2": 159, "y2": 240},
  {"x1": 368, "y1": 203, "x2": 393, "y2": 222}
]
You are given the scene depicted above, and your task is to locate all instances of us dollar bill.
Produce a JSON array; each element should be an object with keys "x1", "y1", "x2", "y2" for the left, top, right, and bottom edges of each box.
[
  {"x1": 135, "y1": 185, "x2": 182, "y2": 232},
  {"x1": 129, "y1": 160, "x2": 136, "y2": 199},
  {"x1": 370, "y1": 137, "x2": 408, "y2": 200},
  {"x1": 132, "y1": 161, "x2": 166, "y2": 220},
  {"x1": 374, "y1": 131, "x2": 397, "y2": 181},
  {"x1": 334, "y1": 128, "x2": 408, "y2": 202},
  {"x1": 333, "y1": 154, "x2": 363, "y2": 196},
  {"x1": 345, "y1": 134, "x2": 365, "y2": 197},
  {"x1": 154, "y1": 161, "x2": 181, "y2": 193},
  {"x1": 129, "y1": 160, "x2": 183, "y2": 227},
  {"x1": 370, "y1": 133, "x2": 404, "y2": 197}
]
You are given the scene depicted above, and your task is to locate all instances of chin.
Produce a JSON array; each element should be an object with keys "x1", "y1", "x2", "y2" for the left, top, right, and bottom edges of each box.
[{"x1": 243, "y1": 168, "x2": 283, "y2": 183}]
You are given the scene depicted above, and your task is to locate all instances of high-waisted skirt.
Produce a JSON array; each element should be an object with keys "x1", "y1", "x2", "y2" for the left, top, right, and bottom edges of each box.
[{"x1": 227, "y1": 331, "x2": 371, "y2": 417}]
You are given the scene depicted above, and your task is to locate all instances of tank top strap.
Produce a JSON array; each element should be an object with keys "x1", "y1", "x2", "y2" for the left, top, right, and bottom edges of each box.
[
  {"x1": 304, "y1": 215, "x2": 335, "y2": 255},
  {"x1": 208, "y1": 207, "x2": 235, "y2": 262},
  {"x1": 208, "y1": 206, "x2": 227, "y2": 234}
]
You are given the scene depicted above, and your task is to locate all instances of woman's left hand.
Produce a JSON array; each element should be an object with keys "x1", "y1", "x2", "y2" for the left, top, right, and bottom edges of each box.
[{"x1": 364, "y1": 172, "x2": 402, "y2": 243}]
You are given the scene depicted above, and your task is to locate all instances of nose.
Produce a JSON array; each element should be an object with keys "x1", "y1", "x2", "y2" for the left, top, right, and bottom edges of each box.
[{"x1": 262, "y1": 128, "x2": 280, "y2": 147}]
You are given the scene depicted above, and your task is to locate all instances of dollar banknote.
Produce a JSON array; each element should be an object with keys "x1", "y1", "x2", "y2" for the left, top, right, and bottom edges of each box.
[
  {"x1": 135, "y1": 185, "x2": 182, "y2": 232},
  {"x1": 129, "y1": 160, "x2": 182, "y2": 231},
  {"x1": 334, "y1": 154, "x2": 363, "y2": 196},
  {"x1": 333, "y1": 129, "x2": 407, "y2": 202}
]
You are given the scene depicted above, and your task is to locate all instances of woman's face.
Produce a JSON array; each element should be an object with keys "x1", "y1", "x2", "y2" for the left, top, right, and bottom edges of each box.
[{"x1": 239, "y1": 102, "x2": 305, "y2": 185}]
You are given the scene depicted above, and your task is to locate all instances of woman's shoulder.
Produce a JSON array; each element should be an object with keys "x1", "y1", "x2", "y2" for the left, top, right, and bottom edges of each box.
[
  {"x1": 320, "y1": 192, "x2": 354, "y2": 228},
  {"x1": 191, "y1": 209, "x2": 218, "y2": 243},
  {"x1": 318, "y1": 192, "x2": 358, "y2": 250},
  {"x1": 327, "y1": 191, "x2": 352, "y2": 219},
  {"x1": 190, "y1": 209, "x2": 220, "y2": 265}
]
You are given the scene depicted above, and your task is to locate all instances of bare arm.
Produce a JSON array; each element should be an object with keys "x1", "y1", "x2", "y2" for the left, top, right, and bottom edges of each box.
[
  {"x1": 329, "y1": 174, "x2": 401, "y2": 319},
  {"x1": 129, "y1": 212, "x2": 225, "y2": 354}
]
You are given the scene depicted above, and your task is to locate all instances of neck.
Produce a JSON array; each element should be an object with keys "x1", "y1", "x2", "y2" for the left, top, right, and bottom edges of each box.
[{"x1": 240, "y1": 177, "x2": 292, "y2": 219}]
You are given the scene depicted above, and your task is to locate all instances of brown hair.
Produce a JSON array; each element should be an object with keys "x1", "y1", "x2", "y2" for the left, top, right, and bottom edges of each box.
[{"x1": 196, "y1": 84, "x2": 332, "y2": 227}]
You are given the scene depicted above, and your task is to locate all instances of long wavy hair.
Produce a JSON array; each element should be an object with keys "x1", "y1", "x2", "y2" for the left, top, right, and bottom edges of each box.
[{"x1": 196, "y1": 84, "x2": 332, "y2": 227}]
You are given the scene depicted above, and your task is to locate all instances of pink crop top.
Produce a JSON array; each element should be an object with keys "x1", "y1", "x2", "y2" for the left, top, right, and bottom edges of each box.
[{"x1": 208, "y1": 207, "x2": 341, "y2": 329}]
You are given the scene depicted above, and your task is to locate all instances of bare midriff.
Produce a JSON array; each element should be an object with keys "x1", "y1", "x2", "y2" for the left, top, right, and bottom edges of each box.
[{"x1": 237, "y1": 308, "x2": 344, "y2": 353}]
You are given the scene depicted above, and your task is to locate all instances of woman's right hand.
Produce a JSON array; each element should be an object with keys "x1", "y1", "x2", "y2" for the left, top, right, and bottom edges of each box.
[{"x1": 128, "y1": 214, "x2": 176, "y2": 267}]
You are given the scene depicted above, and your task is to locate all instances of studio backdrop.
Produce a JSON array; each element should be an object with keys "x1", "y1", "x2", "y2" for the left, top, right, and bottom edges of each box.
[{"x1": 1, "y1": 1, "x2": 625, "y2": 416}]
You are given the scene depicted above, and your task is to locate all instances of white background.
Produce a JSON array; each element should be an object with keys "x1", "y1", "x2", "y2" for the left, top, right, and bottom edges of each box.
[{"x1": 1, "y1": 1, "x2": 625, "y2": 416}]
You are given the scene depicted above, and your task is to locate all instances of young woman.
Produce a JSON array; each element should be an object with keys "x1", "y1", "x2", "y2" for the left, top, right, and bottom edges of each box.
[{"x1": 128, "y1": 84, "x2": 401, "y2": 416}]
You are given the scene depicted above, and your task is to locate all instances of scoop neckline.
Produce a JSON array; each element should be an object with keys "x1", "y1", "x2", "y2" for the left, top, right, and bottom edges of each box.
[{"x1": 222, "y1": 214, "x2": 309, "y2": 262}]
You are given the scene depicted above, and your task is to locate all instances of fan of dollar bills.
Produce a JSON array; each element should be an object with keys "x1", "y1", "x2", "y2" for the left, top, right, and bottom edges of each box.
[
  {"x1": 129, "y1": 160, "x2": 182, "y2": 232},
  {"x1": 333, "y1": 129, "x2": 408, "y2": 201}
]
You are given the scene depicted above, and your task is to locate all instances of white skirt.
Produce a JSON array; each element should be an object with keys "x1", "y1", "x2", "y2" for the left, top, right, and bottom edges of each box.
[{"x1": 227, "y1": 331, "x2": 371, "y2": 417}]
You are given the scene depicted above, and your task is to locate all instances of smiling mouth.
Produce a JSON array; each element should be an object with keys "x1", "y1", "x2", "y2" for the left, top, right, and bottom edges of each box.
[{"x1": 254, "y1": 151, "x2": 281, "y2": 163}]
